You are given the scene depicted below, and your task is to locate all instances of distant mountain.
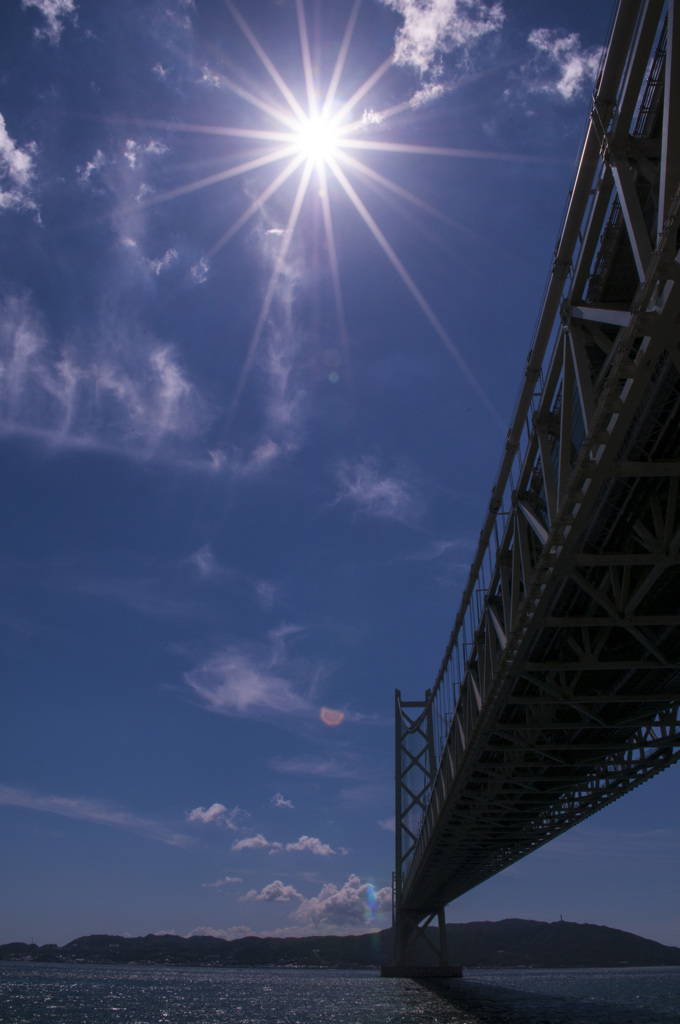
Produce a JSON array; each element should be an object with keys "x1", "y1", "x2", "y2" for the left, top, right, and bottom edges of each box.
[{"x1": 2, "y1": 920, "x2": 679, "y2": 969}]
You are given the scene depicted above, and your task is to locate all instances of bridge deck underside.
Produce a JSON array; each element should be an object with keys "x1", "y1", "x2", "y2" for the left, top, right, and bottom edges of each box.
[
  {"x1": 398, "y1": 0, "x2": 680, "y2": 924},
  {"x1": 404, "y1": 353, "x2": 680, "y2": 912}
]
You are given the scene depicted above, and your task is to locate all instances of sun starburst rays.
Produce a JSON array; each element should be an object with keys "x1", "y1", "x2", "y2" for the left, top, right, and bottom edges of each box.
[{"x1": 134, "y1": 0, "x2": 511, "y2": 432}]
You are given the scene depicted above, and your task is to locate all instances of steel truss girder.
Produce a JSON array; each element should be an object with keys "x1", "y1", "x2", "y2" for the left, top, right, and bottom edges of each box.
[{"x1": 399, "y1": 0, "x2": 680, "y2": 919}]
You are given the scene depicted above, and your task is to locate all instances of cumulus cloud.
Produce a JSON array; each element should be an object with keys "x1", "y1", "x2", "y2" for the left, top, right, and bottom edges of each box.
[
  {"x1": 202, "y1": 875, "x2": 242, "y2": 888},
  {"x1": 285, "y1": 835, "x2": 335, "y2": 856},
  {"x1": 231, "y1": 833, "x2": 273, "y2": 852},
  {"x1": 241, "y1": 880, "x2": 303, "y2": 903},
  {"x1": 271, "y1": 792, "x2": 294, "y2": 809},
  {"x1": 0, "y1": 113, "x2": 37, "y2": 214},
  {"x1": 291, "y1": 875, "x2": 392, "y2": 932},
  {"x1": 336, "y1": 457, "x2": 422, "y2": 522},
  {"x1": 0, "y1": 783, "x2": 189, "y2": 846},
  {"x1": 381, "y1": 0, "x2": 505, "y2": 77},
  {"x1": 230, "y1": 832, "x2": 334, "y2": 856},
  {"x1": 0, "y1": 292, "x2": 205, "y2": 460},
  {"x1": 186, "y1": 803, "x2": 245, "y2": 829},
  {"x1": 21, "y1": 0, "x2": 76, "y2": 43},
  {"x1": 523, "y1": 29, "x2": 602, "y2": 101}
]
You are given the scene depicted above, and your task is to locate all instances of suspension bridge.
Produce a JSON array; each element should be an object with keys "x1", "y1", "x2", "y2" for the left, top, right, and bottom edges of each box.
[{"x1": 386, "y1": 0, "x2": 680, "y2": 976}]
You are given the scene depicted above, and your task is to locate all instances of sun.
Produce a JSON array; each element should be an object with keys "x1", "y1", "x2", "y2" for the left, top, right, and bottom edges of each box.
[
  {"x1": 294, "y1": 113, "x2": 341, "y2": 165},
  {"x1": 138, "y1": 0, "x2": 504, "y2": 429}
]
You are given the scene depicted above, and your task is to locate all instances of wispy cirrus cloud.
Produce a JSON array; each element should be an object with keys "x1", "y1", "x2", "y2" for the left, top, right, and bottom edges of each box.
[
  {"x1": 523, "y1": 29, "x2": 602, "y2": 101},
  {"x1": 0, "y1": 783, "x2": 190, "y2": 846},
  {"x1": 76, "y1": 149, "x2": 106, "y2": 185},
  {"x1": 0, "y1": 112, "x2": 37, "y2": 214},
  {"x1": 185, "y1": 649, "x2": 312, "y2": 719},
  {"x1": 0, "y1": 292, "x2": 207, "y2": 462},
  {"x1": 336, "y1": 456, "x2": 422, "y2": 522},
  {"x1": 187, "y1": 544, "x2": 221, "y2": 579},
  {"x1": 202, "y1": 875, "x2": 243, "y2": 888},
  {"x1": 21, "y1": 0, "x2": 77, "y2": 43},
  {"x1": 186, "y1": 803, "x2": 246, "y2": 829},
  {"x1": 270, "y1": 754, "x2": 363, "y2": 779},
  {"x1": 381, "y1": 0, "x2": 505, "y2": 78},
  {"x1": 184, "y1": 626, "x2": 320, "y2": 721}
]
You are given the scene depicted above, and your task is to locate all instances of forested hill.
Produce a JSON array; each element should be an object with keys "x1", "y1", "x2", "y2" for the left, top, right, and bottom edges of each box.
[{"x1": 2, "y1": 919, "x2": 679, "y2": 969}]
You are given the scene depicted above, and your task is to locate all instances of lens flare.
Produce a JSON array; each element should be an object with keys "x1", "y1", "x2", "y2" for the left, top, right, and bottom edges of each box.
[
  {"x1": 365, "y1": 884, "x2": 378, "y2": 921},
  {"x1": 320, "y1": 707, "x2": 345, "y2": 726}
]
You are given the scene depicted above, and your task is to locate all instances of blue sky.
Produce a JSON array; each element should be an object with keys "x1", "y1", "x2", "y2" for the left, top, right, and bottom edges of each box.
[{"x1": 1, "y1": 0, "x2": 678, "y2": 949}]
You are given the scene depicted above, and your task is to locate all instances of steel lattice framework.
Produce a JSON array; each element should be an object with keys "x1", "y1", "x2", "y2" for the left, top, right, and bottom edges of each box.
[{"x1": 394, "y1": 0, "x2": 680, "y2": 966}]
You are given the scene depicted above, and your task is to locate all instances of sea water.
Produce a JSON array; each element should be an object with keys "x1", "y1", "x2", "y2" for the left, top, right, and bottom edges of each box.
[{"x1": 0, "y1": 962, "x2": 678, "y2": 1024}]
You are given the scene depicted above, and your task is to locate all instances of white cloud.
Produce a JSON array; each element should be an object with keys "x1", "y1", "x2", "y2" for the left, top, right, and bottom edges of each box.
[
  {"x1": 188, "y1": 544, "x2": 220, "y2": 578},
  {"x1": 191, "y1": 257, "x2": 209, "y2": 284},
  {"x1": 186, "y1": 803, "x2": 245, "y2": 829},
  {"x1": 271, "y1": 754, "x2": 362, "y2": 779},
  {"x1": 241, "y1": 880, "x2": 303, "y2": 903},
  {"x1": 200, "y1": 66, "x2": 222, "y2": 88},
  {"x1": 21, "y1": 0, "x2": 76, "y2": 43},
  {"x1": 231, "y1": 833, "x2": 273, "y2": 852},
  {"x1": 152, "y1": 63, "x2": 169, "y2": 79},
  {"x1": 124, "y1": 138, "x2": 169, "y2": 170},
  {"x1": 361, "y1": 109, "x2": 385, "y2": 127},
  {"x1": 0, "y1": 113, "x2": 37, "y2": 214},
  {"x1": 76, "y1": 149, "x2": 105, "y2": 184},
  {"x1": 285, "y1": 835, "x2": 335, "y2": 856},
  {"x1": 230, "y1": 832, "x2": 334, "y2": 856},
  {"x1": 184, "y1": 627, "x2": 315, "y2": 720},
  {"x1": 271, "y1": 792, "x2": 294, "y2": 809},
  {"x1": 290, "y1": 875, "x2": 392, "y2": 932},
  {"x1": 0, "y1": 292, "x2": 205, "y2": 460},
  {"x1": 255, "y1": 581, "x2": 277, "y2": 610},
  {"x1": 410, "y1": 82, "x2": 448, "y2": 107},
  {"x1": 189, "y1": 925, "x2": 252, "y2": 939},
  {"x1": 202, "y1": 875, "x2": 242, "y2": 888},
  {"x1": 146, "y1": 247, "x2": 178, "y2": 276},
  {"x1": 0, "y1": 783, "x2": 190, "y2": 846},
  {"x1": 524, "y1": 29, "x2": 602, "y2": 101},
  {"x1": 381, "y1": 0, "x2": 505, "y2": 77},
  {"x1": 379, "y1": 817, "x2": 396, "y2": 832},
  {"x1": 336, "y1": 456, "x2": 421, "y2": 522}
]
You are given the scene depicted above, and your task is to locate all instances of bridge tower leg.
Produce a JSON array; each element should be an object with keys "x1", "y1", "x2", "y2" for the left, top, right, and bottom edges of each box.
[{"x1": 383, "y1": 691, "x2": 461, "y2": 977}]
